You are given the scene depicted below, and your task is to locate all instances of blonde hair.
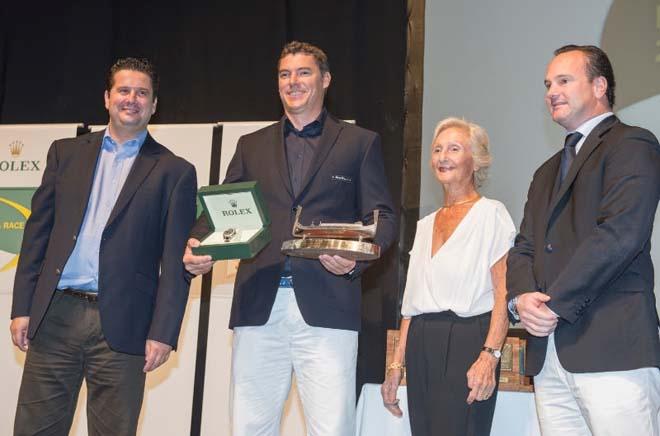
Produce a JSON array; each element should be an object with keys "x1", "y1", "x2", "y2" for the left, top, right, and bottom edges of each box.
[{"x1": 431, "y1": 117, "x2": 492, "y2": 187}]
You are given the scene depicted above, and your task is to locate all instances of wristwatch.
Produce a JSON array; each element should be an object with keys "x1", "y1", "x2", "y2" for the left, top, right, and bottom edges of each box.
[
  {"x1": 482, "y1": 346, "x2": 502, "y2": 359},
  {"x1": 508, "y1": 296, "x2": 520, "y2": 321},
  {"x1": 223, "y1": 228, "x2": 237, "y2": 243}
]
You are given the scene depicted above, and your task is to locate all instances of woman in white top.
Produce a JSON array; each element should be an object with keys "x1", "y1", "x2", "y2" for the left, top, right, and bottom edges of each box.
[{"x1": 381, "y1": 117, "x2": 515, "y2": 435}]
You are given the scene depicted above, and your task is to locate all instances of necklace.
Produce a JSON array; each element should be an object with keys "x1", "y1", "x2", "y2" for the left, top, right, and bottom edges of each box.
[{"x1": 441, "y1": 195, "x2": 481, "y2": 208}]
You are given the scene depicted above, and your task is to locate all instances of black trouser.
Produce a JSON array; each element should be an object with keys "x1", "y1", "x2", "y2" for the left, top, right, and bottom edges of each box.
[
  {"x1": 14, "y1": 291, "x2": 146, "y2": 436},
  {"x1": 406, "y1": 311, "x2": 500, "y2": 436}
]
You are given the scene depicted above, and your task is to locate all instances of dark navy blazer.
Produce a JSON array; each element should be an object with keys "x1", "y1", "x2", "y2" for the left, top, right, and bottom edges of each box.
[
  {"x1": 12, "y1": 131, "x2": 197, "y2": 355},
  {"x1": 507, "y1": 116, "x2": 660, "y2": 374},
  {"x1": 192, "y1": 113, "x2": 398, "y2": 332}
]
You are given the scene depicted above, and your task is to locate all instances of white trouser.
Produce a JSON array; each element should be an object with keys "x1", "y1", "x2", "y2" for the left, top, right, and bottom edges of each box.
[
  {"x1": 534, "y1": 333, "x2": 660, "y2": 436},
  {"x1": 230, "y1": 286, "x2": 358, "y2": 436}
]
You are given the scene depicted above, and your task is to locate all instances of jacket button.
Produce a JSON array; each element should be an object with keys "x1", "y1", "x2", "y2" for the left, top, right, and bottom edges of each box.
[
  {"x1": 55, "y1": 268, "x2": 61, "y2": 275},
  {"x1": 73, "y1": 235, "x2": 77, "y2": 241},
  {"x1": 292, "y1": 207, "x2": 297, "y2": 213},
  {"x1": 545, "y1": 243, "x2": 553, "y2": 253}
]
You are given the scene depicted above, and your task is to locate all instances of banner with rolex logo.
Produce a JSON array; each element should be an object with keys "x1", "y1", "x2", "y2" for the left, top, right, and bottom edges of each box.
[
  {"x1": 0, "y1": 125, "x2": 82, "y2": 294},
  {"x1": 0, "y1": 122, "x2": 313, "y2": 436}
]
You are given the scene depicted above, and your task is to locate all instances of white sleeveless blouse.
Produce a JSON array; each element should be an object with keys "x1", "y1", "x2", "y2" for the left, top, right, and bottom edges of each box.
[{"x1": 401, "y1": 198, "x2": 516, "y2": 317}]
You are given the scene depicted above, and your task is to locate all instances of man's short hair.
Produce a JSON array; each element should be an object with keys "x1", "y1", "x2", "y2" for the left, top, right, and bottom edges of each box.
[
  {"x1": 279, "y1": 41, "x2": 330, "y2": 75},
  {"x1": 554, "y1": 44, "x2": 615, "y2": 107},
  {"x1": 106, "y1": 57, "x2": 159, "y2": 99}
]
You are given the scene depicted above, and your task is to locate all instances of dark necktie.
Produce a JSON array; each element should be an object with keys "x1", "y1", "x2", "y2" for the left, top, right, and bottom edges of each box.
[{"x1": 559, "y1": 131, "x2": 583, "y2": 185}]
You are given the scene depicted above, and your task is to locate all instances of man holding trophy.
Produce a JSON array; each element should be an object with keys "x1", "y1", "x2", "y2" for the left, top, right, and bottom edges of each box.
[{"x1": 184, "y1": 41, "x2": 397, "y2": 435}]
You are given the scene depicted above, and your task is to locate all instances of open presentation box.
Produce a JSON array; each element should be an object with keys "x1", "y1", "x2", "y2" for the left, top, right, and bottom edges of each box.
[{"x1": 192, "y1": 181, "x2": 271, "y2": 260}]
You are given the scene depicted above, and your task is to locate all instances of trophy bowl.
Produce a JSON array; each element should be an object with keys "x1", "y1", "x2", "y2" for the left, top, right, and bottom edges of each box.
[
  {"x1": 281, "y1": 207, "x2": 381, "y2": 261},
  {"x1": 281, "y1": 238, "x2": 380, "y2": 261}
]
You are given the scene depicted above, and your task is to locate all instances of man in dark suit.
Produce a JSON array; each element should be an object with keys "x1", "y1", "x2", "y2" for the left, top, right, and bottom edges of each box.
[
  {"x1": 507, "y1": 45, "x2": 660, "y2": 435},
  {"x1": 184, "y1": 41, "x2": 397, "y2": 435},
  {"x1": 9, "y1": 58, "x2": 197, "y2": 435}
]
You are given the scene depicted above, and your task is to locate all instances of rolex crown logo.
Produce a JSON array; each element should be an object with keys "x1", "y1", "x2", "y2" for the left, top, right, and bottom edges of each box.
[
  {"x1": 9, "y1": 140, "x2": 24, "y2": 158},
  {"x1": 229, "y1": 199, "x2": 238, "y2": 208}
]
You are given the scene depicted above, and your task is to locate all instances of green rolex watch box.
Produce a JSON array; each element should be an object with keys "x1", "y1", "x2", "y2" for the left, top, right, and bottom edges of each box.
[{"x1": 192, "y1": 181, "x2": 271, "y2": 260}]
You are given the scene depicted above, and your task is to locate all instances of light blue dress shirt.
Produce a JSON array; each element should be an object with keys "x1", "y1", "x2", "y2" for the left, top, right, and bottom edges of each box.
[{"x1": 57, "y1": 129, "x2": 147, "y2": 292}]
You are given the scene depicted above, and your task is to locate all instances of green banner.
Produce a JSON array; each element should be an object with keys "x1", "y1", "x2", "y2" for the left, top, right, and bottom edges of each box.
[{"x1": 0, "y1": 188, "x2": 36, "y2": 272}]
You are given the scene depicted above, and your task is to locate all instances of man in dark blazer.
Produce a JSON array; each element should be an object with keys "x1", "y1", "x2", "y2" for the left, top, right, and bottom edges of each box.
[
  {"x1": 9, "y1": 58, "x2": 197, "y2": 435},
  {"x1": 184, "y1": 41, "x2": 397, "y2": 435},
  {"x1": 507, "y1": 45, "x2": 660, "y2": 435}
]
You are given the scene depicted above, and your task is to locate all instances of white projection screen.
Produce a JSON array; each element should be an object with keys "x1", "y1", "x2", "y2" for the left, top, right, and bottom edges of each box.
[
  {"x1": 421, "y1": 2, "x2": 658, "y2": 433},
  {"x1": 422, "y1": 0, "x2": 660, "y2": 307}
]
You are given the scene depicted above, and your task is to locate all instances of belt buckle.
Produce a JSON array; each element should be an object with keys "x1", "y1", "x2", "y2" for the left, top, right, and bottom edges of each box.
[
  {"x1": 279, "y1": 276, "x2": 293, "y2": 288},
  {"x1": 82, "y1": 292, "x2": 98, "y2": 302},
  {"x1": 64, "y1": 288, "x2": 98, "y2": 302}
]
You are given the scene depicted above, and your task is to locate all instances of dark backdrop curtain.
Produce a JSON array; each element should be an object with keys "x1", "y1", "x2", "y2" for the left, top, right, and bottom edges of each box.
[{"x1": 1, "y1": 0, "x2": 406, "y2": 392}]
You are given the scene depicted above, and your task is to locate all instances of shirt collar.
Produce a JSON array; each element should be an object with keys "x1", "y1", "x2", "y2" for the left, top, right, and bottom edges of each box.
[
  {"x1": 284, "y1": 108, "x2": 327, "y2": 138},
  {"x1": 568, "y1": 112, "x2": 614, "y2": 154},
  {"x1": 102, "y1": 128, "x2": 148, "y2": 158},
  {"x1": 572, "y1": 112, "x2": 614, "y2": 138}
]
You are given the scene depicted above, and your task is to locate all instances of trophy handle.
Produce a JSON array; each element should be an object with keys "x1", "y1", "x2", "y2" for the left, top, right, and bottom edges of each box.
[
  {"x1": 291, "y1": 207, "x2": 379, "y2": 240},
  {"x1": 292, "y1": 206, "x2": 304, "y2": 237},
  {"x1": 358, "y1": 210, "x2": 379, "y2": 241}
]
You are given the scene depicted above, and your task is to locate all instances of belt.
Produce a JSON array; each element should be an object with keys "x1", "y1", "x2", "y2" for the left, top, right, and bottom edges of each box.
[
  {"x1": 279, "y1": 276, "x2": 293, "y2": 288},
  {"x1": 60, "y1": 288, "x2": 98, "y2": 302}
]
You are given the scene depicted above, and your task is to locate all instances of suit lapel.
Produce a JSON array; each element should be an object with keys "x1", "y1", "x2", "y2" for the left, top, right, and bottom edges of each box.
[
  {"x1": 70, "y1": 132, "x2": 105, "y2": 222},
  {"x1": 105, "y1": 133, "x2": 160, "y2": 228},
  {"x1": 273, "y1": 121, "x2": 294, "y2": 199},
  {"x1": 295, "y1": 114, "x2": 342, "y2": 202},
  {"x1": 539, "y1": 153, "x2": 562, "y2": 236},
  {"x1": 544, "y1": 115, "x2": 618, "y2": 232}
]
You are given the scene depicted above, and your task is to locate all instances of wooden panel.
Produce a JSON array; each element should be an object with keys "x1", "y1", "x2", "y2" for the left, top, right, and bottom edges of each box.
[{"x1": 499, "y1": 337, "x2": 534, "y2": 392}]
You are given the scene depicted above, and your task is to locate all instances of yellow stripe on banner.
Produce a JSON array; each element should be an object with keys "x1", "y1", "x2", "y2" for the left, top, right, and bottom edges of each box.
[
  {"x1": 0, "y1": 256, "x2": 19, "y2": 272},
  {"x1": 0, "y1": 197, "x2": 31, "y2": 271},
  {"x1": 0, "y1": 198, "x2": 31, "y2": 219}
]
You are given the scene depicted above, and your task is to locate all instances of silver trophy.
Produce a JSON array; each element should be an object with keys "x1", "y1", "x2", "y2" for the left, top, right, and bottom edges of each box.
[{"x1": 281, "y1": 207, "x2": 380, "y2": 261}]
